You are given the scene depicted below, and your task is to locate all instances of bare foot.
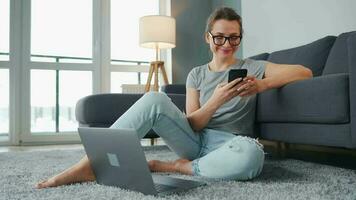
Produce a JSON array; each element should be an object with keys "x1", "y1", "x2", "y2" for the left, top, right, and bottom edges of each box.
[
  {"x1": 148, "y1": 159, "x2": 193, "y2": 175},
  {"x1": 36, "y1": 156, "x2": 96, "y2": 189}
]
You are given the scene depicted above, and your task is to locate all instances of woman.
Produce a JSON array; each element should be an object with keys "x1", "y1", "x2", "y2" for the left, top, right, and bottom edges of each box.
[{"x1": 36, "y1": 7, "x2": 312, "y2": 189}]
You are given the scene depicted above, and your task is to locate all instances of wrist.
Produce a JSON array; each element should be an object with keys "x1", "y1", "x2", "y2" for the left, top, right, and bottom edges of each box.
[
  {"x1": 205, "y1": 98, "x2": 221, "y2": 112},
  {"x1": 257, "y1": 79, "x2": 270, "y2": 93}
]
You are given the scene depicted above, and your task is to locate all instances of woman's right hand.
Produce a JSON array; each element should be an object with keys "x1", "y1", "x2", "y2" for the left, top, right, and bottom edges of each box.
[{"x1": 208, "y1": 78, "x2": 244, "y2": 107}]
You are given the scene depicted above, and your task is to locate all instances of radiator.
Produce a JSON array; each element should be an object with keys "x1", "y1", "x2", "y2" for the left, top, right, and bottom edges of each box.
[{"x1": 121, "y1": 84, "x2": 156, "y2": 93}]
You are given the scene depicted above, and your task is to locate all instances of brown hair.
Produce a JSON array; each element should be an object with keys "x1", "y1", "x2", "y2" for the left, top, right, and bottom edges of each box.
[{"x1": 205, "y1": 7, "x2": 243, "y2": 36}]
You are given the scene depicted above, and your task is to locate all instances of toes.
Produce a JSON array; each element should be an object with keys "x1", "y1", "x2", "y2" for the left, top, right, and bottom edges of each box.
[
  {"x1": 148, "y1": 160, "x2": 174, "y2": 172},
  {"x1": 173, "y1": 159, "x2": 192, "y2": 174},
  {"x1": 148, "y1": 160, "x2": 159, "y2": 171},
  {"x1": 36, "y1": 178, "x2": 57, "y2": 189},
  {"x1": 36, "y1": 180, "x2": 48, "y2": 189},
  {"x1": 173, "y1": 159, "x2": 190, "y2": 166}
]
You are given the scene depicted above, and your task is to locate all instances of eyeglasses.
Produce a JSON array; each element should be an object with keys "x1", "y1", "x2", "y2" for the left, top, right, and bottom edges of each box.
[{"x1": 208, "y1": 32, "x2": 242, "y2": 46}]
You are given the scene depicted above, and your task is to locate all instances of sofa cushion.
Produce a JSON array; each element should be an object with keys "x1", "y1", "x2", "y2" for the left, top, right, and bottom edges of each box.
[
  {"x1": 322, "y1": 31, "x2": 356, "y2": 75},
  {"x1": 256, "y1": 73, "x2": 349, "y2": 123},
  {"x1": 267, "y1": 36, "x2": 336, "y2": 76}
]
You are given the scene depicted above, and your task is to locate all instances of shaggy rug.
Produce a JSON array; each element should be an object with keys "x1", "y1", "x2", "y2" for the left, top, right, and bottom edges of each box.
[{"x1": 0, "y1": 146, "x2": 355, "y2": 200}]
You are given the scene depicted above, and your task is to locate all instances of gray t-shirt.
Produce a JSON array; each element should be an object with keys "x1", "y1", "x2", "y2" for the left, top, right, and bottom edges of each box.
[{"x1": 186, "y1": 59, "x2": 267, "y2": 136}]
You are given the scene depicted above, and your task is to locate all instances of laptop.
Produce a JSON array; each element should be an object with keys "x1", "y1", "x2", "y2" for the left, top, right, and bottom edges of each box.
[{"x1": 78, "y1": 127, "x2": 206, "y2": 195}]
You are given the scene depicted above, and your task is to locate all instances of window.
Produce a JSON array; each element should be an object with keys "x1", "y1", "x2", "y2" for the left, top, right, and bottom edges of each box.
[
  {"x1": 2, "y1": 0, "x2": 169, "y2": 144},
  {"x1": 0, "y1": 69, "x2": 9, "y2": 136},
  {"x1": 31, "y1": 0, "x2": 92, "y2": 63},
  {"x1": 111, "y1": 0, "x2": 159, "y2": 63},
  {"x1": 29, "y1": 0, "x2": 93, "y2": 134},
  {"x1": 110, "y1": 0, "x2": 160, "y2": 93},
  {"x1": 30, "y1": 70, "x2": 92, "y2": 133},
  {"x1": 0, "y1": 0, "x2": 10, "y2": 141},
  {"x1": 111, "y1": 72, "x2": 149, "y2": 93},
  {"x1": 30, "y1": 70, "x2": 56, "y2": 132},
  {"x1": 0, "y1": 0, "x2": 10, "y2": 61},
  {"x1": 58, "y1": 71, "x2": 92, "y2": 132}
]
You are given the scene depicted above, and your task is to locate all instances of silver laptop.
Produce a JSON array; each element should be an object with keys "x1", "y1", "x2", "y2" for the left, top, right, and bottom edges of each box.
[{"x1": 78, "y1": 127, "x2": 206, "y2": 195}]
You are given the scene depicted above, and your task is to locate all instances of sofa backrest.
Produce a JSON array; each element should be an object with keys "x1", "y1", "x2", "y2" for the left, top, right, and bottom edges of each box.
[
  {"x1": 248, "y1": 53, "x2": 270, "y2": 61},
  {"x1": 266, "y1": 36, "x2": 336, "y2": 76},
  {"x1": 161, "y1": 84, "x2": 186, "y2": 94},
  {"x1": 322, "y1": 31, "x2": 356, "y2": 75},
  {"x1": 75, "y1": 93, "x2": 186, "y2": 127}
]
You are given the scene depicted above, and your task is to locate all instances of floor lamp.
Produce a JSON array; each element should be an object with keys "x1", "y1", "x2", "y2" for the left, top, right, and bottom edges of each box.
[{"x1": 139, "y1": 15, "x2": 176, "y2": 92}]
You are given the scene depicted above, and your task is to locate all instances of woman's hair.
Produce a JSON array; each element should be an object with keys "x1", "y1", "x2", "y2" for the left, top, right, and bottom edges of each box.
[{"x1": 205, "y1": 7, "x2": 243, "y2": 36}]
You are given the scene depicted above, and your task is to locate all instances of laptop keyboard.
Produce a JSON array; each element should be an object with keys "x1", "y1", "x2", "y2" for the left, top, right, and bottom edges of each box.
[{"x1": 154, "y1": 183, "x2": 178, "y2": 192}]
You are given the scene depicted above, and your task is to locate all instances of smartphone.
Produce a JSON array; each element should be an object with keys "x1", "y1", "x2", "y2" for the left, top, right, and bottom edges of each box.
[{"x1": 228, "y1": 69, "x2": 248, "y2": 83}]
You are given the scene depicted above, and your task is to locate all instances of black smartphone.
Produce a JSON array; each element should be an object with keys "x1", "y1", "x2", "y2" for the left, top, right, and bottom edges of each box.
[{"x1": 228, "y1": 69, "x2": 248, "y2": 83}]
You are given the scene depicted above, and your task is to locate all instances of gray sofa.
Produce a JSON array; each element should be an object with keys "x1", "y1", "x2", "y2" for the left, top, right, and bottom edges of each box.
[{"x1": 75, "y1": 31, "x2": 356, "y2": 149}]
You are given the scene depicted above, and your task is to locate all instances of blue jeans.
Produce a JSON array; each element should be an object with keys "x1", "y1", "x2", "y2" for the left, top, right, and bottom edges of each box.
[{"x1": 110, "y1": 92, "x2": 264, "y2": 180}]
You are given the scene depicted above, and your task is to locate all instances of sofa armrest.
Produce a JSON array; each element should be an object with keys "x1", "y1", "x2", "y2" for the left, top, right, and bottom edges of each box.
[
  {"x1": 75, "y1": 93, "x2": 186, "y2": 127},
  {"x1": 75, "y1": 93, "x2": 142, "y2": 127},
  {"x1": 348, "y1": 33, "x2": 356, "y2": 148},
  {"x1": 257, "y1": 73, "x2": 350, "y2": 123}
]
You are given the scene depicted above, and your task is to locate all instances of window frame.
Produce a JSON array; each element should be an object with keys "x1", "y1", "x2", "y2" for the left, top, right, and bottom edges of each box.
[{"x1": 0, "y1": 0, "x2": 11, "y2": 145}]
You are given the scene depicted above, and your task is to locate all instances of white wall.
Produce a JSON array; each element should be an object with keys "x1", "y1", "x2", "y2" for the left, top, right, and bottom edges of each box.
[
  {"x1": 242, "y1": 0, "x2": 356, "y2": 58},
  {"x1": 171, "y1": 0, "x2": 212, "y2": 84}
]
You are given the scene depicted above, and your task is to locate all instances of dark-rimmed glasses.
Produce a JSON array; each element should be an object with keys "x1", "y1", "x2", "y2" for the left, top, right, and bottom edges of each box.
[{"x1": 208, "y1": 31, "x2": 242, "y2": 46}]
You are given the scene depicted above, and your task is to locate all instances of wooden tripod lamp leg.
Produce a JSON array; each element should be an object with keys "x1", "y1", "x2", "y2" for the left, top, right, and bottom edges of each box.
[
  {"x1": 159, "y1": 62, "x2": 169, "y2": 85},
  {"x1": 145, "y1": 61, "x2": 169, "y2": 93},
  {"x1": 154, "y1": 63, "x2": 159, "y2": 91},
  {"x1": 145, "y1": 62, "x2": 154, "y2": 92}
]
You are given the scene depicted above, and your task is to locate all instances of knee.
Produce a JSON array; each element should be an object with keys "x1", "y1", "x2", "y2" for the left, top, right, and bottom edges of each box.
[
  {"x1": 225, "y1": 138, "x2": 265, "y2": 180},
  {"x1": 140, "y1": 92, "x2": 173, "y2": 110},
  {"x1": 196, "y1": 137, "x2": 265, "y2": 181},
  {"x1": 141, "y1": 92, "x2": 169, "y2": 105}
]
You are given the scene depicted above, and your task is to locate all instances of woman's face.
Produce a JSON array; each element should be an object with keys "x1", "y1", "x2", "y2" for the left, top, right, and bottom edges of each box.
[{"x1": 206, "y1": 19, "x2": 241, "y2": 60}]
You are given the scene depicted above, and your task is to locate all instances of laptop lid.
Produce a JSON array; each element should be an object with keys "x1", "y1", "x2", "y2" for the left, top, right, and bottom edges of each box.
[{"x1": 78, "y1": 127, "x2": 158, "y2": 195}]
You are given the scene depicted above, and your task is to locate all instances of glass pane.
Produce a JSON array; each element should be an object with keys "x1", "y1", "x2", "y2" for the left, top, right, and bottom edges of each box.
[
  {"x1": 0, "y1": 69, "x2": 9, "y2": 137},
  {"x1": 111, "y1": 72, "x2": 139, "y2": 93},
  {"x1": 140, "y1": 72, "x2": 149, "y2": 85},
  {"x1": 59, "y1": 71, "x2": 92, "y2": 132},
  {"x1": 31, "y1": 0, "x2": 92, "y2": 63},
  {"x1": 30, "y1": 56, "x2": 57, "y2": 63},
  {"x1": 0, "y1": 0, "x2": 10, "y2": 61},
  {"x1": 31, "y1": 70, "x2": 56, "y2": 132},
  {"x1": 111, "y1": 0, "x2": 158, "y2": 63}
]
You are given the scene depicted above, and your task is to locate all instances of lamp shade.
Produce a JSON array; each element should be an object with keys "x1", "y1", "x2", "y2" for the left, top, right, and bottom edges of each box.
[{"x1": 139, "y1": 15, "x2": 176, "y2": 49}]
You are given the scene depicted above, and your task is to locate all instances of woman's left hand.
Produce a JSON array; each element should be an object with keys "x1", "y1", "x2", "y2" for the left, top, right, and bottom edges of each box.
[{"x1": 237, "y1": 76, "x2": 266, "y2": 97}]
